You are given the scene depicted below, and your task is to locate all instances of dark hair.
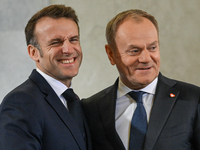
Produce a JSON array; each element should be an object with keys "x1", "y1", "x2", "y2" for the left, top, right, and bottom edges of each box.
[
  {"x1": 25, "y1": 5, "x2": 79, "y2": 50},
  {"x1": 106, "y1": 9, "x2": 159, "y2": 51}
]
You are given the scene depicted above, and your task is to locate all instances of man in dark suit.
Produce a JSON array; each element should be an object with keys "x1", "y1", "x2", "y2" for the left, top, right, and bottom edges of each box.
[
  {"x1": 0, "y1": 5, "x2": 92, "y2": 150},
  {"x1": 81, "y1": 9, "x2": 200, "y2": 150}
]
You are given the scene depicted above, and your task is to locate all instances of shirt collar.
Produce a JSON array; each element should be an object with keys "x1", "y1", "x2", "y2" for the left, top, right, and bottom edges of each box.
[
  {"x1": 36, "y1": 68, "x2": 72, "y2": 97},
  {"x1": 117, "y1": 77, "x2": 158, "y2": 98}
]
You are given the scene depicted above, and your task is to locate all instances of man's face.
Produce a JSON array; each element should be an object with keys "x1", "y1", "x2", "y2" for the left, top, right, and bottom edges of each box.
[
  {"x1": 33, "y1": 17, "x2": 82, "y2": 86},
  {"x1": 106, "y1": 17, "x2": 160, "y2": 90}
]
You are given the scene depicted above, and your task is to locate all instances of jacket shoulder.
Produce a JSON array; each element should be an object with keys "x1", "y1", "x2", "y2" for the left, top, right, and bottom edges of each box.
[
  {"x1": 160, "y1": 73, "x2": 200, "y2": 94},
  {"x1": 82, "y1": 85, "x2": 114, "y2": 104}
]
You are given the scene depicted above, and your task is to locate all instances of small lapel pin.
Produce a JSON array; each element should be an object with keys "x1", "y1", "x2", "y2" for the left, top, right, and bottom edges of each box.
[{"x1": 170, "y1": 93, "x2": 175, "y2": 98}]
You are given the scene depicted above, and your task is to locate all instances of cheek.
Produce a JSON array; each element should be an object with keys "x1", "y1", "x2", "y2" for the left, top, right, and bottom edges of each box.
[
  {"x1": 75, "y1": 46, "x2": 83, "y2": 58},
  {"x1": 151, "y1": 52, "x2": 160, "y2": 64},
  {"x1": 123, "y1": 57, "x2": 138, "y2": 68},
  {"x1": 76, "y1": 49, "x2": 83, "y2": 62},
  {"x1": 154, "y1": 56, "x2": 160, "y2": 66},
  {"x1": 79, "y1": 50, "x2": 83, "y2": 58},
  {"x1": 118, "y1": 59, "x2": 137, "y2": 75},
  {"x1": 75, "y1": 44, "x2": 82, "y2": 51}
]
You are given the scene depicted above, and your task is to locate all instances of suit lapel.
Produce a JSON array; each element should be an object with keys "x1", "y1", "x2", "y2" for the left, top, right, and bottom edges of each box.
[
  {"x1": 98, "y1": 79, "x2": 126, "y2": 150},
  {"x1": 143, "y1": 73, "x2": 180, "y2": 150},
  {"x1": 46, "y1": 92, "x2": 86, "y2": 150},
  {"x1": 29, "y1": 70, "x2": 86, "y2": 150}
]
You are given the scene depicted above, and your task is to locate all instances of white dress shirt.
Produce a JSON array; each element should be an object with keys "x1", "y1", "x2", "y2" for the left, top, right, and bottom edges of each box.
[
  {"x1": 115, "y1": 77, "x2": 158, "y2": 150},
  {"x1": 36, "y1": 68, "x2": 71, "y2": 109}
]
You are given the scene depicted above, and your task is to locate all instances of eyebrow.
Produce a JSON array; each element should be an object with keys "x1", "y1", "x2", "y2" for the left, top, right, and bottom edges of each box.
[
  {"x1": 148, "y1": 41, "x2": 158, "y2": 46},
  {"x1": 70, "y1": 35, "x2": 79, "y2": 40},
  {"x1": 50, "y1": 34, "x2": 79, "y2": 41},
  {"x1": 127, "y1": 41, "x2": 159, "y2": 49}
]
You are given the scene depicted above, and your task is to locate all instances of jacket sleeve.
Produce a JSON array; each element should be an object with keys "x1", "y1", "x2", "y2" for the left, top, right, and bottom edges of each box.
[
  {"x1": 193, "y1": 98, "x2": 200, "y2": 149},
  {"x1": 0, "y1": 92, "x2": 43, "y2": 150}
]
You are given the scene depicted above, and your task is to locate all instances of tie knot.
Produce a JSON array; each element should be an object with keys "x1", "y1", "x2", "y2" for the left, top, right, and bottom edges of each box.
[
  {"x1": 62, "y1": 89, "x2": 79, "y2": 102},
  {"x1": 128, "y1": 91, "x2": 145, "y2": 103}
]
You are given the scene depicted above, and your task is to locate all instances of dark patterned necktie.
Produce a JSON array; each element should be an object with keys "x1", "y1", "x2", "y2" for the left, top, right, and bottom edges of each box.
[
  {"x1": 128, "y1": 91, "x2": 147, "y2": 150},
  {"x1": 62, "y1": 88, "x2": 85, "y2": 140}
]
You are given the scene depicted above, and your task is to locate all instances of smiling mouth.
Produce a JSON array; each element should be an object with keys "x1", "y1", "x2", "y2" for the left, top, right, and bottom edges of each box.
[
  {"x1": 138, "y1": 67, "x2": 151, "y2": 70},
  {"x1": 60, "y1": 58, "x2": 75, "y2": 64}
]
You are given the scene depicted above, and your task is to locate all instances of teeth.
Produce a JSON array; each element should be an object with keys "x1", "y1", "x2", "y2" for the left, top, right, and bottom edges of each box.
[{"x1": 61, "y1": 59, "x2": 74, "y2": 64}]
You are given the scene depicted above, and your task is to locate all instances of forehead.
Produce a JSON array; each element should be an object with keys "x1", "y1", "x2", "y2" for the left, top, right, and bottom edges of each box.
[
  {"x1": 118, "y1": 17, "x2": 157, "y2": 34},
  {"x1": 115, "y1": 17, "x2": 158, "y2": 44},
  {"x1": 35, "y1": 17, "x2": 79, "y2": 41},
  {"x1": 35, "y1": 17, "x2": 78, "y2": 33}
]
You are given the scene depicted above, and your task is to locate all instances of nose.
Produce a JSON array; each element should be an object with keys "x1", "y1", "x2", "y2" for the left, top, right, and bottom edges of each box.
[
  {"x1": 62, "y1": 40, "x2": 73, "y2": 54},
  {"x1": 138, "y1": 49, "x2": 151, "y2": 63}
]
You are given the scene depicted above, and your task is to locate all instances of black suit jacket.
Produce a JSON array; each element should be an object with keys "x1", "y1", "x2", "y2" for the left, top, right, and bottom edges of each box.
[
  {"x1": 82, "y1": 73, "x2": 200, "y2": 150},
  {"x1": 0, "y1": 70, "x2": 92, "y2": 150}
]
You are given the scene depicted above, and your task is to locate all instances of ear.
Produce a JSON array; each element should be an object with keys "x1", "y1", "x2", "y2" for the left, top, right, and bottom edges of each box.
[
  {"x1": 27, "y1": 45, "x2": 40, "y2": 62},
  {"x1": 105, "y1": 44, "x2": 116, "y2": 65}
]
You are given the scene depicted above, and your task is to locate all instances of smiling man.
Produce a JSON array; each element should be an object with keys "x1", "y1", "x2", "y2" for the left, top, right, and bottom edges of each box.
[
  {"x1": 0, "y1": 5, "x2": 92, "y2": 150},
  {"x1": 82, "y1": 9, "x2": 200, "y2": 150}
]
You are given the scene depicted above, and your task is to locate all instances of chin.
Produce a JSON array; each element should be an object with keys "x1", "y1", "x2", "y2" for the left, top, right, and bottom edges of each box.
[
  {"x1": 142, "y1": 78, "x2": 156, "y2": 86},
  {"x1": 68, "y1": 72, "x2": 79, "y2": 78}
]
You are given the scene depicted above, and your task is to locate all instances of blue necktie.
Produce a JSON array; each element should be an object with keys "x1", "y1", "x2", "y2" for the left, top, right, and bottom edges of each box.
[
  {"x1": 62, "y1": 89, "x2": 86, "y2": 140},
  {"x1": 128, "y1": 91, "x2": 147, "y2": 150}
]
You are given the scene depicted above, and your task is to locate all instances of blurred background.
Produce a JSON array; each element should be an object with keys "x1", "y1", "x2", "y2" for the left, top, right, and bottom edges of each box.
[{"x1": 0, "y1": 0, "x2": 200, "y2": 102}]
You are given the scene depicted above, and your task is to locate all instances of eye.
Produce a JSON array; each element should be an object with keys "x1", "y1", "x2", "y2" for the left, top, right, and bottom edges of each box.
[
  {"x1": 126, "y1": 49, "x2": 140, "y2": 55},
  {"x1": 148, "y1": 45, "x2": 157, "y2": 51},
  {"x1": 51, "y1": 41, "x2": 61, "y2": 45},
  {"x1": 49, "y1": 39, "x2": 63, "y2": 47},
  {"x1": 149, "y1": 46, "x2": 156, "y2": 51},
  {"x1": 69, "y1": 36, "x2": 79, "y2": 43}
]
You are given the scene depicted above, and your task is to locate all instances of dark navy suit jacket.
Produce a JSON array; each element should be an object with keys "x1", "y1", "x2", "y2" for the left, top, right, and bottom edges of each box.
[
  {"x1": 0, "y1": 69, "x2": 92, "y2": 150},
  {"x1": 82, "y1": 73, "x2": 200, "y2": 150}
]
